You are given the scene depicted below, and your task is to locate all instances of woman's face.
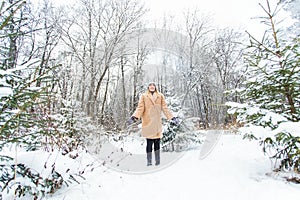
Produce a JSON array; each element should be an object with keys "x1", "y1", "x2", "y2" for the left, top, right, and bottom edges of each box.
[{"x1": 148, "y1": 83, "x2": 156, "y2": 92}]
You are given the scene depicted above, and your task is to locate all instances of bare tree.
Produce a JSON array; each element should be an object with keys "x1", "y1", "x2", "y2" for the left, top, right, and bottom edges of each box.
[
  {"x1": 33, "y1": 0, "x2": 61, "y2": 87},
  {"x1": 107, "y1": 27, "x2": 150, "y2": 129},
  {"x1": 2, "y1": 0, "x2": 27, "y2": 69},
  {"x1": 131, "y1": 31, "x2": 150, "y2": 110},
  {"x1": 60, "y1": 0, "x2": 146, "y2": 121},
  {"x1": 180, "y1": 9, "x2": 212, "y2": 108},
  {"x1": 210, "y1": 28, "x2": 245, "y2": 125}
]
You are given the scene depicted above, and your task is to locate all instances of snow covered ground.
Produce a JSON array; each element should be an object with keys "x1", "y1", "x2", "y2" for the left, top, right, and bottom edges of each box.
[
  {"x1": 3, "y1": 131, "x2": 300, "y2": 200},
  {"x1": 45, "y1": 132, "x2": 300, "y2": 200}
]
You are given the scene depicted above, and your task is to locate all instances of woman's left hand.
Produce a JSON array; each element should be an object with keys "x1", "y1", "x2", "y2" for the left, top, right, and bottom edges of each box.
[{"x1": 170, "y1": 117, "x2": 179, "y2": 126}]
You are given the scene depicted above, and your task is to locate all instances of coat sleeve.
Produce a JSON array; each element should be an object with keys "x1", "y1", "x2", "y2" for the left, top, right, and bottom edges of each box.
[
  {"x1": 133, "y1": 94, "x2": 145, "y2": 119},
  {"x1": 161, "y1": 94, "x2": 173, "y2": 120}
]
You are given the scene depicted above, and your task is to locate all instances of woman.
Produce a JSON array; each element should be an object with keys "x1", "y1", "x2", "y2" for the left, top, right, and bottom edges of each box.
[{"x1": 129, "y1": 82, "x2": 177, "y2": 166}]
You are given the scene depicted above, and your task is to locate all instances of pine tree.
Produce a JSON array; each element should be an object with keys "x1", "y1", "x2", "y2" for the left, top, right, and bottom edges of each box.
[
  {"x1": 227, "y1": 0, "x2": 300, "y2": 173},
  {"x1": 0, "y1": 0, "x2": 54, "y2": 152},
  {"x1": 161, "y1": 90, "x2": 202, "y2": 152},
  {"x1": 0, "y1": 1, "x2": 85, "y2": 198}
]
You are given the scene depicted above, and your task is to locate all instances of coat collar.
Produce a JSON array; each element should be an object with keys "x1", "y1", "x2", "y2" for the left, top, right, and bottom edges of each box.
[{"x1": 146, "y1": 91, "x2": 159, "y2": 105}]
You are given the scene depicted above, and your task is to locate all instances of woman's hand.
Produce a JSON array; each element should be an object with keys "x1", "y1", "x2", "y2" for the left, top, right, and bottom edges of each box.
[
  {"x1": 170, "y1": 117, "x2": 179, "y2": 126},
  {"x1": 127, "y1": 116, "x2": 138, "y2": 125}
]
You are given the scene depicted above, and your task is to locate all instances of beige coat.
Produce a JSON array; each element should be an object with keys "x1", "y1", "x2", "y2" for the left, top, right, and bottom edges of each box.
[{"x1": 133, "y1": 91, "x2": 173, "y2": 139}]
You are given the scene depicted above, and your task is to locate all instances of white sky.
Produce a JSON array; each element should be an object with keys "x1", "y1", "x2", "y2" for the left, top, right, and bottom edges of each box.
[
  {"x1": 31, "y1": 0, "x2": 293, "y2": 38},
  {"x1": 144, "y1": 0, "x2": 295, "y2": 39},
  {"x1": 144, "y1": 0, "x2": 265, "y2": 33},
  {"x1": 145, "y1": 0, "x2": 262, "y2": 26}
]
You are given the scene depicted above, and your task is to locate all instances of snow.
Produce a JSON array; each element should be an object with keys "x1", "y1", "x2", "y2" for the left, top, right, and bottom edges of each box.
[
  {"x1": 239, "y1": 124, "x2": 272, "y2": 140},
  {"x1": 225, "y1": 102, "x2": 246, "y2": 110},
  {"x1": 273, "y1": 121, "x2": 300, "y2": 137},
  {"x1": 226, "y1": 101, "x2": 291, "y2": 128},
  {"x1": 3, "y1": 131, "x2": 300, "y2": 200},
  {"x1": 52, "y1": 133, "x2": 300, "y2": 200},
  {"x1": 0, "y1": 87, "x2": 13, "y2": 98},
  {"x1": 260, "y1": 112, "x2": 288, "y2": 126},
  {"x1": 0, "y1": 70, "x2": 13, "y2": 98}
]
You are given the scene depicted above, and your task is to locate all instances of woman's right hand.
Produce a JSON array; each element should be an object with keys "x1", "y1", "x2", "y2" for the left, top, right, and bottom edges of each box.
[{"x1": 127, "y1": 116, "x2": 138, "y2": 125}]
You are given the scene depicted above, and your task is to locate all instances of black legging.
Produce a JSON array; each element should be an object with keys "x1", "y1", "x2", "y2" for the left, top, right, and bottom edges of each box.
[{"x1": 146, "y1": 138, "x2": 160, "y2": 153}]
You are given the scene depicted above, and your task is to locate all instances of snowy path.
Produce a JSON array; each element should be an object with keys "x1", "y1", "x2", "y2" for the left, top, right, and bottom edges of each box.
[{"x1": 50, "y1": 133, "x2": 300, "y2": 200}]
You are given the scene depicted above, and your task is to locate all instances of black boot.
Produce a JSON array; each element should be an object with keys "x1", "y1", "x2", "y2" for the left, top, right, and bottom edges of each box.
[
  {"x1": 147, "y1": 152, "x2": 152, "y2": 166},
  {"x1": 155, "y1": 150, "x2": 160, "y2": 166}
]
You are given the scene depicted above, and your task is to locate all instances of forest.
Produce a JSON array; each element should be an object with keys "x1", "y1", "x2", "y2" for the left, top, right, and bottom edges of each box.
[{"x1": 0, "y1": 0, "x2": 299, "y2": 199}]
